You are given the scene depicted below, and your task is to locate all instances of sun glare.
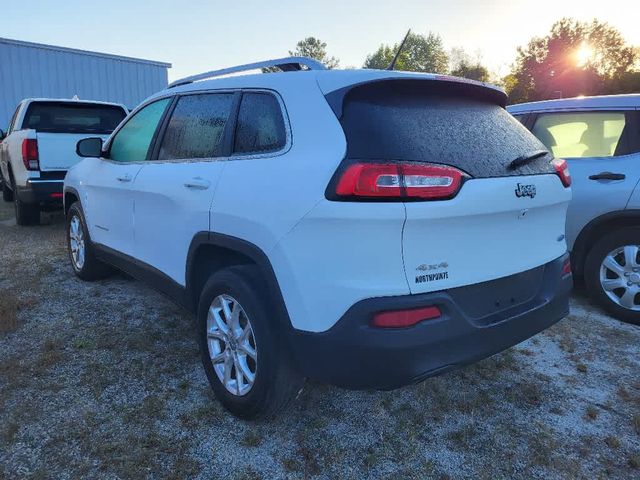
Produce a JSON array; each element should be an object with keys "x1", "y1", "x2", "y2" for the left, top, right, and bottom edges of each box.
[{"x1": 575, "y1": 43, "x2": 594, "y2": 67}]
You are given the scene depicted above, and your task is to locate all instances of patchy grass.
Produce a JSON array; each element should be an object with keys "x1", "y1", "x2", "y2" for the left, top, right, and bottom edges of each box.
[{"x1": 1, "y1": 213, "x2": 640, "y2": 479}]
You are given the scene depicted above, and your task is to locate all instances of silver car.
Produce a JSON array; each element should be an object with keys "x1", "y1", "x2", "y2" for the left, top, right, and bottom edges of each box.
[{"x1": 509, "y1": 95, "x2": 640, "y2": 325}]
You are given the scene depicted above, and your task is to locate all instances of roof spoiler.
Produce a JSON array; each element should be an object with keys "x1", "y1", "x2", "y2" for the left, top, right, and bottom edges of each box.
[{"x1": 324, "y1": 77, "x2": 508, "y2": 119}]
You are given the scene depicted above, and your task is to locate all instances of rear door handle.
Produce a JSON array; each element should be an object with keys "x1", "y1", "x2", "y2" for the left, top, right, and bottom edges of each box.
[
  {"x1": 116, "y1": 173, "x2": 132, "y2": 182},
  {"x1": 183, "y1": 177, "x2": 210, "y2": 190},
  {"x1": 589, "y1": 172, "x2": 625, "y2": 181}
]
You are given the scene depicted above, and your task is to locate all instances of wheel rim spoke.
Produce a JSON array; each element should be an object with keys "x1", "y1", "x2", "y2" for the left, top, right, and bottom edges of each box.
[
  {"x1": 619, "y1": 288, "x2": 637, "y2": 308},
  {"x1": 602, "y1": 255, "x2": 624, "y2": 276},
  {"x1": 624, "y1": 245, "x2": 638, "y2": 268},
  {"x1": 602, "y1": 279, "x2": 625, "y2": 291}
]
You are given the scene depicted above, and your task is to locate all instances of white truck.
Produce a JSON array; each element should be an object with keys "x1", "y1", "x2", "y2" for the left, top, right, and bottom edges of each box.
[{"x1": 0, "y1": 98, "x2": 127, "y2": 225}]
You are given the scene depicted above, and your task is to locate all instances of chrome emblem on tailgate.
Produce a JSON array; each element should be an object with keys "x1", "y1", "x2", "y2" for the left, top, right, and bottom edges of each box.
[{"x1": 515, "y1": 183, "x2": 536, "y2": 198}]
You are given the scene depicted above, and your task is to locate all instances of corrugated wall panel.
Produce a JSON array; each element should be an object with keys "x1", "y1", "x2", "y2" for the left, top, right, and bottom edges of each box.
[{"x1": 0, "y1": 38, "x2": 170, "y2": 129}]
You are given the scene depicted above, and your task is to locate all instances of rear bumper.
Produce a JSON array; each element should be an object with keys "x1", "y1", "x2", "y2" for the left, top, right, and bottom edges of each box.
[
  {"x1": 16, "y1": 179, "x2": 64, "y2": 206},
  {"x1": 289, "y1": 254, "x2": 571, "y2": 390}
]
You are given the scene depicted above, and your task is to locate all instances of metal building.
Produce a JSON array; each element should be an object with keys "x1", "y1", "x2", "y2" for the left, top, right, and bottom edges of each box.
[{"x1": 0, "y1": 37, "x2": 171, "y2": 129}]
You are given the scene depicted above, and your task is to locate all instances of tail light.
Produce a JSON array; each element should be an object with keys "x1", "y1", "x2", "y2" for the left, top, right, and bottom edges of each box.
[
  {"x1": 334, "y1": 163, "x2": 465, "y2": 200},
  {"x1": 552, "y1": 159, "x2": 571, "y2": 187},
  {"x1": 22, "y1": 139, "x2": 39, "y2": 171},
  {"x1": 371, "y1": 306, "x2": 441, "y2": 328}
]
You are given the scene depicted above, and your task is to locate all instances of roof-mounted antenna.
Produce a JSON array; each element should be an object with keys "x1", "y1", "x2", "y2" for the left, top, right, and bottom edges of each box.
[{"x1": 388, "y1": 29, "x2": 411, "y2": 71}]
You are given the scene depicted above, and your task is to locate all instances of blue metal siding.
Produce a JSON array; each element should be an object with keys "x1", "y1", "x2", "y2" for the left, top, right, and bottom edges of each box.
[{"x1": 0, "y1": 38, "x2": 170, "y2": 129}]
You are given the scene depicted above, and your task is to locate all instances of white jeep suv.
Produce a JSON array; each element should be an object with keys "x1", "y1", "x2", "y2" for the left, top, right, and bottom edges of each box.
[{"x1": 64, "y1": 57, "x2": 573, "y2": 418}]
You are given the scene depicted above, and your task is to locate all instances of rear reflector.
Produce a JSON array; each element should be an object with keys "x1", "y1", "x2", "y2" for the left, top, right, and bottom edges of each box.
[
  {"x1": 562, "y1": 259, "x2": 572, "y2": 277},
  {"x1": 335, "y1": 163, "x2": 465, "y2": 200},
  {"x1": 50, "y1": 193, "x2": 63, "y2": 199},
  {"x1": 21, "y1": 139, "x2": 39, "y2": 171},
  {"x1": 371, "y1": 306, "x2": 441, "y2": 328},
  {"x1": 552, "y1": 159, "x2": 571, "y2": 188}
]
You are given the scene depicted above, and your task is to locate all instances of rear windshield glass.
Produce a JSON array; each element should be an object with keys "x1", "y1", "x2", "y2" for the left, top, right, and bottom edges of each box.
[
  {"x1": 22, "y1": 102, "x2": 126, "y2": 134},
  {"x1": 338, "y1": 82, "x2": 554, "y2": 177}
]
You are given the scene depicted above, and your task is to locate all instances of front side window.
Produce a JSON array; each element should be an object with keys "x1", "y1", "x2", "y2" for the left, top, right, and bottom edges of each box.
[
  {"x1": 532, "y1": 111, "x2": 631, "y2": 158},
  {"x1": 158, "y1": 93, "x2": 233, "y2": 160},
  {"x1": 233, "y1": 93, "x2": 286, "y2": 155},
  {"x1": 110, "y1": 98, "x2": 170, "y2": 163}
]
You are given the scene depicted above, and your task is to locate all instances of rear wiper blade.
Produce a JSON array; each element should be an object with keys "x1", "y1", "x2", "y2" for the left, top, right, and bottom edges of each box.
[{"x1": 508, "y1": 150, "x2": 549, "y2": 170}]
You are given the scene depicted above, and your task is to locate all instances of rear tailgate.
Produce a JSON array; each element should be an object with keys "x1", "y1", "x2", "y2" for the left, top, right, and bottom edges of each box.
[
  {"x1": 328, "y1": 77, "x2": 571, "y2": 294},
  {"x1": 36, "y1": 132, "x2": 110, "y2": 171},
  {"x1": 404, "y1": 173, "x2": 570, "y2": 294}
]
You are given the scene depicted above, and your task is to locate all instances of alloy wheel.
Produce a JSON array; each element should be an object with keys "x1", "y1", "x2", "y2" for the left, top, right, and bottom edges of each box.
[
  {"x1": 69, "y1": 215, "x2": 85, "y2": 270},
  {"x1": 599, "y1": 245, "x2": 640, "y2": 311},
  {"x1": 206, "y1": 294, "x2": 258, "y2": 396}
]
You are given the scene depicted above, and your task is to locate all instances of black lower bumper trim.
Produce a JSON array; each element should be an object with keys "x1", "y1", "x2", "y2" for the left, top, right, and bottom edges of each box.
[
  {"x1": 289, "y1": 254, "x2": 571, "y2": 390},
  {"x1": 16, "y1": 180, "x2": 63, "y2": 206}
]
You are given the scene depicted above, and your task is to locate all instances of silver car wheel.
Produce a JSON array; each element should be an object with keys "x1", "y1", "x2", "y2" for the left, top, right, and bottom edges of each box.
[
  {"x1": 69, "y1": 215, "x2": 85, "y2": 270},
  {"x1": 600, "y1": 245, "x2": 640, "y2": 311},
  {"x1": 207, "y1": 294, "x2": 257, "y2": 396}
]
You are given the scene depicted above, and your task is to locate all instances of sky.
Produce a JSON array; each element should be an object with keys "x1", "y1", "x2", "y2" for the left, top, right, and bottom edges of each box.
[{"x1": 2, "y1": 0, "x2": 639, "y2": 82}]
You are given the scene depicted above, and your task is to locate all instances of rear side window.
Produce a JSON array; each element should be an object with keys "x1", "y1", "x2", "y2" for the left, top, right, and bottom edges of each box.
[
  {"x1": 159, "y1": 93, "x2": 234, "y2": 160},
  {"x1": 531, "y1": 111, "x2": 637, "y2": 158},
  {"x1": 233, "y1": 93, "x2": 286, "y2": 155},
  {"x1": 110, "y1": 98, "x2": 170, "y2": 163},
  {"x1": 22, "y1": 102, "x2": 126, "y2": 134},
  {"x1": 338, "y1": 81, "x2": 554, "y2": 177}
]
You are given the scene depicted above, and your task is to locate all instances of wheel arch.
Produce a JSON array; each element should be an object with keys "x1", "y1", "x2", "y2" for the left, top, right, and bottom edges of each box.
[
  {"x1": 63, "y1": 186, "x2": 80, "y2": 216},
  {"x1": 186, "y1": 232, "x2": 293, "y2": 334},
  {"x1": 572, "y1": 210, "x2": 640, "y2": 277}
]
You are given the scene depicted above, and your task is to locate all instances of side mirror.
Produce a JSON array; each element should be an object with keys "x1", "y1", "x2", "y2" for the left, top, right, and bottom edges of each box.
[
  {"x1": 0, "y1": 129, "x2": 5, "y2": 141},
  {"x1": 76, "y1": 137, "x2": 103, "y2": 158}
]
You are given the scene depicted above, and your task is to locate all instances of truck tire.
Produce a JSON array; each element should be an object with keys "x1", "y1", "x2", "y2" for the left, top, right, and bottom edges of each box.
[
  {"x1": 198, "y1": 265, "x2": 304, "y2": 419},
  {"x1": 584, "y1": 227, "x2": 640, "y2": 325},
  {"x1": 14, "y1": 195, "x2": 40, "y2": 225},
  {"x1": 2, "y1": 178, "x2": 13, "y2": 202}
]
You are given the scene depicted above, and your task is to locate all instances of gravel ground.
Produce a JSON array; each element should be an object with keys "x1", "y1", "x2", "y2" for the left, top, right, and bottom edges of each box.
[{"x1": 1, "y1": 200, "x2": 639, "y2": 479}]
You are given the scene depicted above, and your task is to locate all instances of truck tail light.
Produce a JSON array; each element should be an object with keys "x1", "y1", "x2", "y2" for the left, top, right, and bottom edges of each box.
[
  {"x1": 371, "y1": 306, "x2": 441, "y2": 328},
  {"x1": 552, "y1": 159, "x2": 571, "y2": 188},
  {"x1": 22, "y1": 139, "x2": 39, "y2": 171},
  {"x1": 334, "y1": 163, "x2": 465, "y2": 201}
]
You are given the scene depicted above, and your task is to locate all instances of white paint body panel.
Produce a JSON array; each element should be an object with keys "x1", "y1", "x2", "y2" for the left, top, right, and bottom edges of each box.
[
  {"x1": 403, "y1": 174, "x2": 571, "y2": 294},
  {"x1": 133, "y1": 160, "x2": 224, "y2": 284}
]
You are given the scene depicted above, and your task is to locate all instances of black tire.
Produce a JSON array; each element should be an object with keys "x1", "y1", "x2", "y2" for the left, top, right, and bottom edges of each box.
[
  {"x1": 66, "y1": 202, "x2": 112, "y2": 281},
  {"x1": 584, "y1": 227, "x2": 640, "y2": 325},
  {"x1": 198, "y1": 265, "x2": 303, "y2": 419},
  {"x1": 1, "y1": 177, "x2": 13, "y2": 202},
  {"x1": 14, "y1": 194, "x2": 39, "y2": 226}
]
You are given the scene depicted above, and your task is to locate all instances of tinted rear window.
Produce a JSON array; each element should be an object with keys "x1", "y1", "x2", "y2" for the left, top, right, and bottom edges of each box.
[
  {"x1": 338, "y1": 82, "x2": 554, "y2": 177},
  {"x1": 22, "y1": 102, "x2": 126, "y2": 134}
]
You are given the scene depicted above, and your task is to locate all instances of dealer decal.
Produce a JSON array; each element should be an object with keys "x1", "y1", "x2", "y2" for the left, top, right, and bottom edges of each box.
[{"x1": 415, "y1": 271, "x2": 449, "y2": 284}]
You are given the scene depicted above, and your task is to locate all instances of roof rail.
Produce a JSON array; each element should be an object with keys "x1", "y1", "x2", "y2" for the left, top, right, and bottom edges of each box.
[{"x1": 168, "y1": 56, "x2": 326, "y2": 88}]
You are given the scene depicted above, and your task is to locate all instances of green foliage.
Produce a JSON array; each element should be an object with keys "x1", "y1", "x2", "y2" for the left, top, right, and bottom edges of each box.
[
  {"x1": 364, "y1": 32, "x2": 449, "y2": 73},
  {"x1": 449, "y1": 48, "x2": 490, "y2": 82},
  {"x1": 507, "y1": 18, "x2": 637, "y2": 103},
  {"x1": 289, "y1": 37, "x2": 339, "y2": 69}
]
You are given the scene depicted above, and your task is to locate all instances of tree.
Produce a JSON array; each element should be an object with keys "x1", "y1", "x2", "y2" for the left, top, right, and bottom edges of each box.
[
  {"x1": 507, "y1": 18, "x2": 637, "y2": 103},
  {"x1": 289, "y1": 37, "x2": 339, "y2": 69},
  {"x1": 449, "y1": 47, "x2": 490, "y2": 82},
  {"x1": 363, "y1": 32, "x2": 449, "y2": 73}
]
